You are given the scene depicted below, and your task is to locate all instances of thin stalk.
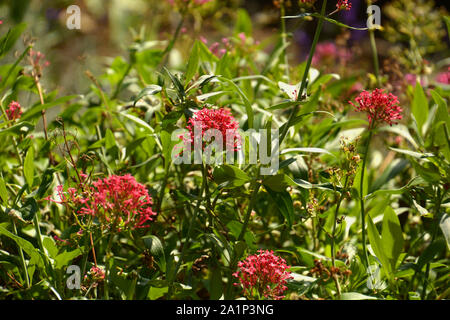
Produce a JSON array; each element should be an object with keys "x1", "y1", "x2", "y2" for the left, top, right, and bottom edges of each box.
[
  {"x1": 331, "y1": 175, "x2": 349, "y2": 268},
  {"x1": 330, "y1": 175, "x2": 349, "y2": 299},
  {"x1": 112, "y1": 49, "x2": 134, "y2": 99},
  {"x1": 238, "y1": 182, "x2": 261, "y2": 242},
  {"x1": 12, "y1": 220, "x2": 30, "y2": 288},
  {"x1": 280, "y1": 0, "x2": 290, "y2": 82},
  {"x1": 279, "y1": 0, "x2": 327, "y2": 145},
  {"x1": 33, "y1": 71, "x2": 49, "y2": 141},
  {"x1": 367, "y1": 0, "x2": 381, "y2": 86},
  {"x1": 359, "y1": 129, "x2": 373, "y2": 268},
  {"x1": 156, "y1": 163, "x2": 169, "y2": 214},
  {"x1": 103, "y1": 233, "x2": 114, "y2": 300},
  {"x1": 33, "y1": 213, "x2": 56, "y2": 283},
  {"x1": 167, "y1": 164, "x2": 207, "y2": 298},
  {"x1": 421, "y1": 188, "x2": 443, "y2": 300},
  {"x1": 159, "y1": 9, "x2": 186, "y2": 69}
]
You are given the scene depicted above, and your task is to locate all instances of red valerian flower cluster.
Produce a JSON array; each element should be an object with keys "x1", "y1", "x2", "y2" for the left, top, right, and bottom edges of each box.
[
  {"x1": 350, "y1": 89, "x2": 403, "y2": 127},
  {"x1": 233, "y1": 250, "x2": 293, "y2": 300},
  {"x1": 184, "y1": 107, "x2": 241, "y2": 151},
  {"x1": 336, "y1": 0, "x2": 352, "y2": 11},
  {"x1": 5, "y1": 101, "x2": 23, "y2": 121},
  {"x1": 48, "y1": 174, "x2": 157, "y2": 231}
]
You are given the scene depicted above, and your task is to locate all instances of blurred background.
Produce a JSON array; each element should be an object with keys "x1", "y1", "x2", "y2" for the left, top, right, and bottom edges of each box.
[{"x1": 0, "y1": 0, "x2": 449, "y2": 95}]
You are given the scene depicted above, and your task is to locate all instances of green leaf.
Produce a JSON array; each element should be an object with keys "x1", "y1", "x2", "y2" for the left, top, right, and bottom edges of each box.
[
  {"x1": 416, "y1": 239, "x2": 446, "y2": 272},
  {"x1": 0, "y1": 175, "x2": 8, "y2": 205},
  {"x1": 369, "y1": 159, "x2": 408, "y2": 193},
  {"x1": 0, "y1": 225, "x2": 45, "y2": 272},
  {"x1": 340, "y1": 292, "x2": 378, "y2": 300},
  {"x1": 105, "y1": 129, "x2": 117, "y2": 150},
  {"x1": 439, "y1": 214, "x2": 450, "y2": 250},
  {"x1": 266, "y1": 188, "x2": 294, "y2": 228},
  {"x1": 411, "y1": 82, "x2": 428, "y2": 135},
  {"x1": 42, "y1": 236, "x2": 58, "y2": 259},
  {"x1": 24, "y1": 146, "x2": 34, "y2": 188},
  {"x1": 185, "y1": 42, "x2": 200, "y2": 85},
  {"x1": 133, "y1": 85, "x2": 162, "y2": 106},
  {"x1": 234, "y1": 9, "x2": 252, "y2": 36},
  {"x1": 186, "y1": 74, "x2": 217, "y2": 92},
  {"x1": 281, "y1": 147, "x2": 333, "y2": 156},
  {"x1": 444, "y1": 16, "x2": 450, "y2": 41},
  {"x1": 54, "y1": 248, "x2": 83, "y2": 270},
  {"x1": 0, "y1": 121, "x2": 34, "y2": 137},
  {"x1": 263, "y1": 174, "x2": 293, "y2": 192},
  {"x1": 148, "y1": 286, "x2": 168, "y2": 300},
  {"x1": 164, "y1": 68, "x2": 185, "y2": 100},
  {"x1": 36, "y1": 168, "x2": 55, "y2": 199},
  {"x1": 19, "y1": 197, "x2": 38, "y2": 221},
  {"x1": 430, "y1": 90, "x2": 450, "y2": 161},
  {"x1": 0, "y1": 23, "x2": 27, "y2": 58},
  {"x1": 213, "y1": 165, "x2": 250, "y2": 189},
  {"x1": 118, "y1": 111, "x2": 155, "y2": 133},
  {"x1": 21, "y1": 95, "x2": 78, "y2": 121},
  {"x1": 209, "y1": 267, "x2": 223, "y2": 300},
  {"x1": 143, "y1": 235, "x2": 166, "y2": 272},
  {"x1": 283, "y1": 13, "x2": 368, "y2": 30},
  {"x1": 366, "y1": 214, "x2": 393, "y2": 281},
  {"x1": 381, "y1": 207, "x2": 404, "y2": 271},
  {"x1": 389, "y1": 148, "x2": 432, "y2": 159},
  {"x1": 217, "y1": 76, "x2": 253, "y2": 129},
  {"x1": 379, "y1": 125, "x2": 419, "y2": 150}
]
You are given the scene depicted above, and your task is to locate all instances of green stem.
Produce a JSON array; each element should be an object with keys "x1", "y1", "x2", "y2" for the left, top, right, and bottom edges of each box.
[
  {"x1": 104, "y1": 233, "x2": 114, "y2": 300},
  {"x1": 421, "y1": 188, "x2": 443, "y2": 300},
  {"x1": 331, "y1": 176, "x2": 349, "y2": 268},
  {"x1": 12, "y1": 220, "x2": 30, "y2": 288},
  {"x1": 280, "y1": 1, "x2": 290, "y2": 83},
  {"x1": 360, "y1": 129, "x2": 373, "y2": 268},
  {"x1": 167, "y1": 164, "x2": 207, "y2": 298},
  {"x1": 367, "y1": 0, "x2": 381, "y2": 86},
  {"x1": 159, "y1": 9, "x2": 186, "y2": 69},
  {"x1": 112, "y1": 63, "x2": 133, "y2": 100},
  {"x1": 279, "y1": 0, "x2": 327, "y2": 145},
  {"x1": 33, "y1": 213, "x2": 56, "y2": 285},
  {"x1": 330, "y1": 175, "x2": 349, "y2": 299},
  {"x1": 238, "y1": 182, "x2": 261, "y2": 242}
]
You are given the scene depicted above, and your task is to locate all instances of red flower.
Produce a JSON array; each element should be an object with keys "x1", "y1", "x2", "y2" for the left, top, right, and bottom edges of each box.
[
  {"x1": 184, "y1": 107, "x2": 241, "y2": 152},
  {"x1": 233, "y1": 250, "x2": 293, "y2": 300},
  {"x1": 5, "y1": 101, "x2": 22, "y2": 121},
  {"x1": 48, "y1": 174, "x2": 157, "y2": 231},
  {"x1": 337, "y1": 0, "x2": 352, "y2": 11},
  {"x1": 350, "y1": 89, "x2": 403, "y2": 127}
]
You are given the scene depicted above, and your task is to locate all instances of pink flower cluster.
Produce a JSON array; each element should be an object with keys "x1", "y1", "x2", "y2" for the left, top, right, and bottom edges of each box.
[
  {"x1": 436, "y1": 67, "x2": 450, "y2": 85},
  {"x1": 201, "y1": 36, "x2": 232, "y2": 58},
  {"x1": 337, "y1": 0, "x2": 352, "y2": 11},
  {"x1": 233, "y1": 250, "x2": 293, "y2": 300},
  {"x1": 49, "y1": 174, "x2": 157, "y2": 231},
  {"x1": 30, "y1": 50, "x2": 50, "y2": 69},
  {"x1": 184, "y1": 107, "x2": 241, "y2": 151},
  {"x1": 5, "y1": 101, "x2": 22, "y2": 121},
  {"x1": 312, "y1": 42, "x2": 351, "y2": 66},
  {"x1": 350, "y1": 89, "x2": 403, "y2": 127}
]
